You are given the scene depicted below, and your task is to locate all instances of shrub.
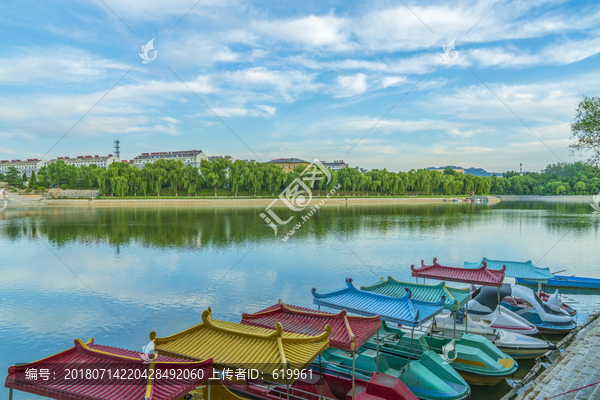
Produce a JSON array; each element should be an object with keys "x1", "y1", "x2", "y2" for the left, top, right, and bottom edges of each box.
[{"x1": 60, "y1": 184, "x2": 69, "y2": 190}]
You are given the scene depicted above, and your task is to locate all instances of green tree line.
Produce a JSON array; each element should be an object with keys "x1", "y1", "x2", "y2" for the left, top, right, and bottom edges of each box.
[{"x1": 2, "y1": 158, "x2": 599, "y2": 197}]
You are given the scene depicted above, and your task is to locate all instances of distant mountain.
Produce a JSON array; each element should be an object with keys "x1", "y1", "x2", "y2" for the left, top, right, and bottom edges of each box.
[{"x1": 427, "y1": 166, "x2": 500, "y2": 177}]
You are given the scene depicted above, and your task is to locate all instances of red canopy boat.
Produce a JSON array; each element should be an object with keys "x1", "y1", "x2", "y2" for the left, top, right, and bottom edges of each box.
[
  {"x1": 4, "y1": 338, "x2": 212, "y2": 400},
  {"x1": 412, "y1": 259, "x2": 506, "y2": 287},
  {"x1": 241, "y1": 300, "x2": 381, "y2": 351}
]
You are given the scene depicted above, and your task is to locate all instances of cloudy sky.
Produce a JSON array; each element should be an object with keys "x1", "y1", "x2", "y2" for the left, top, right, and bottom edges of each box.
[{"x1": 2, "y1": 0, "x2": 600, "y2": 172}]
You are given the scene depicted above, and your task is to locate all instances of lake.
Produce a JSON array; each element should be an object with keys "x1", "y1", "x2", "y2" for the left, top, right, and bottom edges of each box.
[{"x1": 1, "y1": 200, "x2": 599, "y2": 399}]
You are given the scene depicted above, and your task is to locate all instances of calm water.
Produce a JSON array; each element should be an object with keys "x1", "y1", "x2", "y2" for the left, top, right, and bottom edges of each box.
[{"x1": 1, "y1": 201, "x2": 599, "y2": 399}]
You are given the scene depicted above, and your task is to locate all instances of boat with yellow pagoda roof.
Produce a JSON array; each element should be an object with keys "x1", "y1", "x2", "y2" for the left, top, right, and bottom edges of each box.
[{"x1": 151, "y1": 307, "x2": 418, "y2": 400}]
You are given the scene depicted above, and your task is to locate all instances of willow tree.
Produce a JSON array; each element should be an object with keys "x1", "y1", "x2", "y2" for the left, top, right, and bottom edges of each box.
[{"x1": 570, "y1": 96, "x2": 600, "y2": 164}]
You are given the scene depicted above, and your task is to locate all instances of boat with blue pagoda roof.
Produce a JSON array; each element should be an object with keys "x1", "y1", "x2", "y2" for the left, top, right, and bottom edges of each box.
[
  {"x1": 464, "y1": 258, "x2": 554, "y2": 283},
  {"x1": 312, "y1": 279, "x2": 518, "y2": 386}
]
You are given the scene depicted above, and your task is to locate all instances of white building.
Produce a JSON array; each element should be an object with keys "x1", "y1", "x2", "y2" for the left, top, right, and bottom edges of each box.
[
  {"x1": 133, "y1": 150, "x2": 208, "y2": 169},
  {"x1": 320, "y1": 160, "x2": 367, "y2": 174},
  {"x1": 1, "y1": 155, "x2": 120, "y2": 179},
  {"x1": 321, "y1": 160, "x2": 348, "y2": 172},
  {"x1": 56, "y1": 155, "x2": 120, "y2": 169},
  {"x1": 0, "y1": 159, "x2": 49, "y2": 179}
]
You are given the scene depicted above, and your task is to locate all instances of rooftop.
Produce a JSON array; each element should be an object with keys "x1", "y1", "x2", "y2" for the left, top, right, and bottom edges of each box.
[
  {"x1": 361, "y1": 277, "x2": 472, "y2": 310},
  {"x1": 264, "y1": 158, "x2": 309, "y2": 164},
  {"x1": 135, "y1": 150, "x2": 204, "y2": 159},
  {"x1": 241, "y1": 300, "x2": 380, "y2": 351},
  {"x1": 464, "y1": 258, "x2": 553, "y2": 282},
  {"x1": 152, "y1": 307, "x2": 329, "y2": 382},
  {"x1": 312, "y1": 278, "x2": 445, "y2": 327},
  {"x1": 412, "y1": 258, "x2": 506, "y2": 287},
  {"x1": 5, "y1": 337, "x2": 211, "y2": 400}
]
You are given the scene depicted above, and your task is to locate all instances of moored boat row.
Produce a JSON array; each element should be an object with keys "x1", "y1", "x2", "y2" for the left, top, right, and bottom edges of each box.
[{"x1": 4, "y1": 256, "x2": 588, "y2": 400}]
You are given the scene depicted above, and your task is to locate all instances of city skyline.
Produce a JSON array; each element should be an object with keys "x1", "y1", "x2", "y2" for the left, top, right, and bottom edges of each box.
[
  {"x1": 0, "y1": 145, "x2": 520, "y2": 176},
  {"x1": 2, "y1": 0, "x2": 599, "y2": 172}
]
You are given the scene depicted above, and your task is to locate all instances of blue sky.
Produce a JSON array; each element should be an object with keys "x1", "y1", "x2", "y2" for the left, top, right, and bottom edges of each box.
[{"x1": 2, "y1": 0, "x2": 600, "y2": 172}]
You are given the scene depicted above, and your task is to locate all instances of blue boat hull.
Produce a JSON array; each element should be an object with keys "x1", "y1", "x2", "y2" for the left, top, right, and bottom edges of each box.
[{"x1": 516, "y1": 276, "x2": 600, "y2": 291}]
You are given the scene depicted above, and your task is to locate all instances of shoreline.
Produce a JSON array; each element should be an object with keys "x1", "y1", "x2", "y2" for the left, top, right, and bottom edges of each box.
[
  {"x1": 496, "y1": 195, "x2": 594, "y2": 203},
  {"x1": 40, "y1": 196, "x2": 501, "y2": 207}
]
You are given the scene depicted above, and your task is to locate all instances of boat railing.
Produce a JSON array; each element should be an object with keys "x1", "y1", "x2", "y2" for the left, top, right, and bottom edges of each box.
[
  {"x1": 245, "y1": 377, "x2": 338, "y2": 400},
  {"x1": 376, "y1": 335, "x2": 449, "y2": 355},
  {"x1": 314, "y1": 359, "x2": 377, "y2": 377}
]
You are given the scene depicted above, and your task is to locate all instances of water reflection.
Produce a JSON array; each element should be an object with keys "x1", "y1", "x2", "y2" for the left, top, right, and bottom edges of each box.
[{"x1": 1, "y1": 202, "x2": 598, "y2": 250}]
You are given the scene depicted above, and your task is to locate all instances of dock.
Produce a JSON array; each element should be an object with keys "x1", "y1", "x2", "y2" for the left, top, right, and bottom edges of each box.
[{"x1": 513, "y1": 314, "x2": 600, "y2": 400}]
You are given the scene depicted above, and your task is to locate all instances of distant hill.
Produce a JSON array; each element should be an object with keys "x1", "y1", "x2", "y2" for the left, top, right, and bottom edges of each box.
[{"x1": 427, "y1": 166, "x2": 500, "y2": 177}]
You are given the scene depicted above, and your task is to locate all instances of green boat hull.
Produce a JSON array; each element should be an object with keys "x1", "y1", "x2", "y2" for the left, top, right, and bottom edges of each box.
[
  {"x1": 363, "y1": 322, "x2": 518, "y2": 386},
  {"x1": 317, "y1": 346, "x2": 470, "y2": 400}
]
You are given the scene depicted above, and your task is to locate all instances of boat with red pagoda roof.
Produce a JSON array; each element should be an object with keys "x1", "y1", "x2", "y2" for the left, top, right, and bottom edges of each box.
[
  {"x1": 412, "y1": 259, "x2": 538, "y2": 336},
  {"x1": 242, "y1": 300, "x2": 470, "y2": 400},
  {"x1": 4, "y1": 337, "x2": 212, "y2": 400}
]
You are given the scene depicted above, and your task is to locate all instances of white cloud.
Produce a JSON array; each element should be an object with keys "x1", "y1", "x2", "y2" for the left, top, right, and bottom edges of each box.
[
  {"x1": 91, "y1": 0, "x2": 241, "y2": 21},
  {"x1": 433, "y1": 72, "x2": 600, "y2": 123},
  {"x1": 208, "y1": 107, "x2": 249, "y2": 117},
  {"x1": 222, "y1": 67, "x2": 320, "y2": 102},
  {"x1": 252, "y1": 14, "x2": 352, "y2": 50},
  {"x1": 462, "y1": 36, "x2": 600, "y2": 68},
  {"x1": 381, "y1": 76, "x2": 407, "y2": 88},
  {"x1": 256, "y1": 105, "x2": 277, "y2": 116},
  {"x1": 159, "y1": 116, "x2": 181, "y2": 124},
  {"x1": 0, "y1": 48, "x2": 130, "y2": 84},
  {"x1": 449, "y1": 128, "x2": 482, "y2": 138},
  {"x1": 334, "y1": 73, "x2": 368, "y2": 98}
]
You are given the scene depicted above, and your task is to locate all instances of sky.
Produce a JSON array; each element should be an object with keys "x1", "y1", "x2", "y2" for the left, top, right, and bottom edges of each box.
[{"x1": 2, "y1": 0, "x2": 600, "y2": 173}]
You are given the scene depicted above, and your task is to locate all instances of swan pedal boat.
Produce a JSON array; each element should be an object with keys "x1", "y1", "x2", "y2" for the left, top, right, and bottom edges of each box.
[{"x1": 471, "y1": 284, "x2": 577, "y2": 335}]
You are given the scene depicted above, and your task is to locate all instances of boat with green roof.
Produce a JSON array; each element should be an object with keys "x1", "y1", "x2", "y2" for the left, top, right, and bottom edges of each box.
[
  {"x1": 362, "y1": 277, "x2": 554, "y2": 358},
  {"x1": 360, "y1": 278, "x2": 519, "y2": 385},
  {"x1": 363, "y1": 321, "x2": 518, "y2": 386}
]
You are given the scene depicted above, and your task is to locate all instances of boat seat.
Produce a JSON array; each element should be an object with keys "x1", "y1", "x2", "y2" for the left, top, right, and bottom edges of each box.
[
  {"x1": 346, "y1": 383, "x2": 367, "y2": 400},
  {"x1": 365, "y1": 373, "x2": 415, "y2": 400},
  {"x1": 405, "y1": 331, "x2": 430, "y2": 352}
]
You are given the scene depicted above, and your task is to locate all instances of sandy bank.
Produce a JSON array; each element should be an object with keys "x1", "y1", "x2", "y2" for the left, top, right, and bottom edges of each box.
[{"x1": 42, "y1": 196, "x2": 500, "y2": 207}]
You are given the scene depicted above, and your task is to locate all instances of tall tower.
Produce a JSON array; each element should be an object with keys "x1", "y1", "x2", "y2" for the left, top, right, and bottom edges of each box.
[
  {"x1": 520, "y1": 162, "x2": 523, "y2": 176},
  {"x1": 113, "y1": 139, "x2": 120, "y2": 159}
]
